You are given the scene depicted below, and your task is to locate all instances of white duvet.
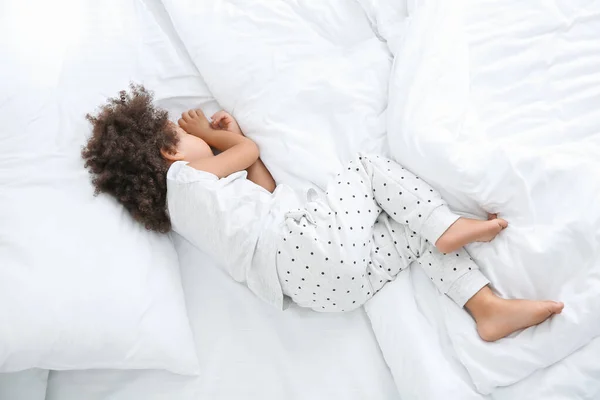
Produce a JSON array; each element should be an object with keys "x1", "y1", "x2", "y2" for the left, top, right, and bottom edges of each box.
[{"x1": 369, "y1": 0, "x2": 600, "y2": 397}]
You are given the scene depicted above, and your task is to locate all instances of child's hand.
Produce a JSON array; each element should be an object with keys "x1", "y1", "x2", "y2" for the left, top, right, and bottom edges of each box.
[
  {"x1": 211, "y1": 110, "x2": 243, "y2": 136},
  {"x1": 178, "y1": 109, "x2": 212, "y2": 138}
]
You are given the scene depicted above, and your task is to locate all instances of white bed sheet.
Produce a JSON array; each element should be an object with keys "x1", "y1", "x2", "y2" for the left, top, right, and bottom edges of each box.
[
  {"x1": 47, "y1": 235, "x2": 399, "y2": 400},
  {"x1": 368, "y1": 0, "x2": 600, "y2": 398}
]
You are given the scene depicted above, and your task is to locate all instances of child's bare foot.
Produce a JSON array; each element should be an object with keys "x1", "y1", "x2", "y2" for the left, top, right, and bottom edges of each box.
[
  {"x1": 435, "y1": 215, "x2": 508, "y2": 253},
  {"x1": 477, "y1": 214, "x2": 509, "y2": 242},
  {"x1": 465, "y1": 287, "x2": 564, "y2": 342}
]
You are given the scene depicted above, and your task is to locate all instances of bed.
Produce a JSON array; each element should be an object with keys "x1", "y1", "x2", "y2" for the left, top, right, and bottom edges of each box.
[{"x1": 1, "y1": 0, "x2": 599, "y2": 399}]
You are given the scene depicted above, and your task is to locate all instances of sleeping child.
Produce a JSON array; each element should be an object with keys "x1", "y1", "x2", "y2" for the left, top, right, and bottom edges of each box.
[{"x1": 82, "y1": 84, "x2": 563, "y2": 342}]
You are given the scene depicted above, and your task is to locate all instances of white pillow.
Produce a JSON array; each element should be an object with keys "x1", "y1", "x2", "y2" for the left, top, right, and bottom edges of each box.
[
  {"x1": 0, "y1": 0, "x2": 202, "y2": 374},
  {"x1": 162, "y1": 0, "x2": 392, "y2": 192}
]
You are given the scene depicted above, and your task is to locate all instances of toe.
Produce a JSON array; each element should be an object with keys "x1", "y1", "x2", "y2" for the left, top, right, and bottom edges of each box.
[
  {"x1": 543, "y1": 301, "x2": 564, "y2": 315},
  {"x1": 496, "y1": 218, "x2": 508, "y2": 229},
  {"x1": 552, "y1": 301, "x2": 564, "y2": 314}
]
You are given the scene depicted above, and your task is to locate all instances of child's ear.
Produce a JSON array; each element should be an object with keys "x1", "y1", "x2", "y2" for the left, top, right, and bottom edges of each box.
[{"x1": 160, "y1": 147, "x2": 184, "y2": 162}]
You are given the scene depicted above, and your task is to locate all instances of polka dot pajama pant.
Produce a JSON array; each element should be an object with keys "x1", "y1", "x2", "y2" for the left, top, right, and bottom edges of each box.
[{"x1": 276, "y1": 153, "x2": 489, "y2": 312}]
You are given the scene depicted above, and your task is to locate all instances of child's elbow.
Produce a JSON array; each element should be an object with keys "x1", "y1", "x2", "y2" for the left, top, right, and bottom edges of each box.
[
  {"x1": 245, "y1": 138, "x2": 260, "y2": 162},
  {"x1": 251, "y1": 142, "x2": 260, "y2": 162}
]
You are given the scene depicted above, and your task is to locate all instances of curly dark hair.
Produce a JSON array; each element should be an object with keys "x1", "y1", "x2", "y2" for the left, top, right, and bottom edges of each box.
[{"x1": 82, "y1": 84, "x2": 179, "y2": 233}]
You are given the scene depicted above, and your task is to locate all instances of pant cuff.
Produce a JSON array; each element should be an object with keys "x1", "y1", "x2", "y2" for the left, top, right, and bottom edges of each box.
[
  {"x1": 421, "y1": 205, "x2": 461, "y2": 244},
  {"x1": 445, "y1": 269, "x2": 490, "y2": 307}
]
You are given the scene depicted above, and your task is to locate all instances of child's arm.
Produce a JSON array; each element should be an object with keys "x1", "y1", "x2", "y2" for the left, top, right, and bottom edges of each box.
[
  {"x1": 246, "y1": 158, "x2": 276, "y2": 193},
  {"x1": 178, "y1": 109, "x2": 259, "y2": 179},
  {"x1": 211, "y1": 111, "x2": 276, "y2": 192}
]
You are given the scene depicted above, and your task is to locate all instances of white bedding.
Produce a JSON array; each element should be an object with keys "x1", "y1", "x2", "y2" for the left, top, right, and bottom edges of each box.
[
  {"x1": 369, "y1": 0, "x2": 600, "y2": 398},
  {"x1": 4, "y1": 0, "x2": 599, "y2": 398}
]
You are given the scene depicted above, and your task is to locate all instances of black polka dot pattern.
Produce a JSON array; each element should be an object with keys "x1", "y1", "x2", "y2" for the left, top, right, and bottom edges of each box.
[{"x1": 275, "y1": 153, "x2": 483, "y2": 312}]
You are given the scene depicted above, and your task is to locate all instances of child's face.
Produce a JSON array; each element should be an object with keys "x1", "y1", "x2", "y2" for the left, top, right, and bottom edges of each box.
[{"x1": 163, "y1": 122, "x2": 213, "y2": 163}]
